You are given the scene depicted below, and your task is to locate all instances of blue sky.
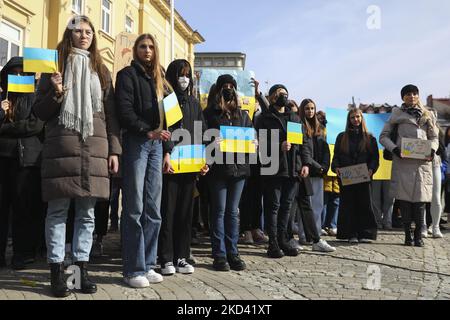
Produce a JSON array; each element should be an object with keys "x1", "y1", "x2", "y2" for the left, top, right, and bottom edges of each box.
[{"x1": 176, "y1": 0, "x2": 450, "y2": 109}]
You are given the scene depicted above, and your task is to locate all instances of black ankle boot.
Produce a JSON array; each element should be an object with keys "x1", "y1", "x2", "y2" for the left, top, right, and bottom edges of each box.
[
  {"x1": 404, "y1": 224, "x2": 413, "y2": 246},
  {"x1": 278, "y1": 234, "x2": 299, "y2": 257},
  {"x1": 50, "y1": 263, "x2": 71, "y2": 298},
  {"x1": 413, "y1": 203, "x2": 425, "y2": 248},
  {"x1": 267, "y1": 238, "x2": 284, "y2": 259},
  {"x1": 75, "y1": 262, "x2": 97, "y2": 294}
]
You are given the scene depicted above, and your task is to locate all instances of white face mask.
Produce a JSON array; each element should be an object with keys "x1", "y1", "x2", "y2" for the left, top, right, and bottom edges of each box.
[{"x1": 178, "y1": 76, "x2": 190, "y2": 91}]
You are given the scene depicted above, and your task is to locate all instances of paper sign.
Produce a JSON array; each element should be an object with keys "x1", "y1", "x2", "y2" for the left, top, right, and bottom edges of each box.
[
  {"x1": 287, "y1": 122, "x2": 303, "y2": 145},
  {"x1": 339, "y1": 163, "x2": 371, "y2": 186},
  {"x1": 219, "y1": 126, "x2": 256, "y2": 154},
  {"x1": 401, "y1": 138, "x2": 432, "y2": 160}
]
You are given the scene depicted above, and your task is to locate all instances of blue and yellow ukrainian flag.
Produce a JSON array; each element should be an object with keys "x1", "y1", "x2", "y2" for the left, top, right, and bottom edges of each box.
[
  {"x1": 220, "y1": 126, "x2": 256, "y2": 154},
  {"x1": 23, "y1": 48, "x2": 58, "y2": 73},
  {"x1": 7, "y1": 75, "x2": 35, "y2": 93},
  {"x1": 171, "y1": 145, "x2": 206, "y2": 174},
  {"x1": 287, "y1": 121, "x2": 303, "y2": 145},
  {"x1": 163, "y1": 92, "x2": 183, "y2": 127}
]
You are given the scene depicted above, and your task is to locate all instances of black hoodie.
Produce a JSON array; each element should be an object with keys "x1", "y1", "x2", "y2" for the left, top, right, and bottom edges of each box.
[{"x1": 0, "y1": 57, "x2": 44, "y2": 166}]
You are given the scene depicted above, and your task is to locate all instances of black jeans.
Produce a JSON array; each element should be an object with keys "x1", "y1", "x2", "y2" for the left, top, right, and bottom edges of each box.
[
  {"x1": 158, "y1": 174, "x2": 196, "y2": 264},
  {"x1": 263, "y1": 177, "x2": 297, "y2": 242},
  {"x1": 239, "y1": 176, "x2": 263, "y2": 232},
  {"x1": 94, "y1": 200, "x2": 110, "y2": 238},
  {"x1": 0, "y1": 158, "x2": 44, "y2": 258},
  {"x1": 292, "y1": 193, "x2": 321, "y2": 243}
]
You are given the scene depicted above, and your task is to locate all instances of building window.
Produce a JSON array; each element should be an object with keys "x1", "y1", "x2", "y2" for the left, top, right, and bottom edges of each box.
[
  {"x1": 102, "y1": 0, "x2": 112, "y2": 34},
  {"x1": 125, "y1": 16, "x2": 133, "y2": 33},
  {"x1": 72, "y1": 0, "x2": 84, "y2": 14},
  {"x1": 0, "y1": 21, "x2": 22, "y2": 70}
]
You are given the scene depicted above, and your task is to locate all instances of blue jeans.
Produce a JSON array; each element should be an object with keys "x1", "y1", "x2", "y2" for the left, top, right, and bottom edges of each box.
[
  {"x1": 322, "y1": 192, "x2": 339, "y2": 230},
  {"x1": 209, "y1": 177, "x2": 246, "y2": 258},
  {"x1": 121, "y1": 133, "x2": 163, "y2": 277},
  {"x1": 46, "y1": 197, "x2": 96, "y2": 263}
]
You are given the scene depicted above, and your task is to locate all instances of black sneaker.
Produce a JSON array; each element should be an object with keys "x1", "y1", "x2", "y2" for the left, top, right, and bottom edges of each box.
[
  {"x1": 414, "y1": 239, "x2": 424, "y2": 247},
  {"x1": 227, "y1": 255, "x2": 246, "y2": 271},
  {"x1": 267, "y1": 243, "x2": 284, "y2": 259},
  {"x1": 213, "y1": 257, "x2": 230, "y2": 272},
  {"x1": 279, "y1": 242, "x2": 299, "y2": 257},
  {"x1": 11, "y1": 255, "x2": 26, "y2": 270},
  {"x1": 0, "y1": 255, "x2": 6, "y2": 268}
]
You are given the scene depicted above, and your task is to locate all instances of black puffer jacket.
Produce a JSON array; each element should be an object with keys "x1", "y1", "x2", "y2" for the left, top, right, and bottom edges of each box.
[
  {"x1": 304, "y1": 128, "x2": 330, "y2": 177},
  {"x1": 0, "y1": 57, "x2": 44, "y2": 167},
  {"x1": 203, "y1": 104, "x2": 252, "y2": 178},
  {"x1": 115, "y1": 60, "x2": 161, "y2": 135},
  {"x1": 331, "y1": 130, "x2": 379, "y2": 174},
  {"x1": 255, "y1": 106, "x2": 312, "y2": 178}
]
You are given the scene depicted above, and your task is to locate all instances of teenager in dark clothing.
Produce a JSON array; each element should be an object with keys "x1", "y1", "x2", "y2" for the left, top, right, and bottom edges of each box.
[
  {"x1": 203, "y1": 74, "x2": 252, "y2": 271},
  {"x1": 332, "y1": 108, "x2": 379, "y2": 244},
  {"x1": 0, "y1": 57, "x2": 45, "y2": 270},
  {"x1": 158, "y1": 59, "x2": 209, "y2": 276},
  {"x1": 255, "y1": 84, "x2": 310, "y2": 258}
]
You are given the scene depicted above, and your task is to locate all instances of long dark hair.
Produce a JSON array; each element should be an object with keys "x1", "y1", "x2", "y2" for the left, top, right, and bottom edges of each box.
[
  {"x1": 215, "y1": 84, "x2": 240, "y2": 119},
  {"x1": 56, "y1": 15, "x2": 106, "y2": 88},
  {"x1": 299, "y1": 98, "x2": 323, "y2": 137},
  {"x1": 339, "y1": 108, "x2": 372, "y2": 154},
  {"x1": 165, "y1": 59, "x2": 194, "y2": 96}
]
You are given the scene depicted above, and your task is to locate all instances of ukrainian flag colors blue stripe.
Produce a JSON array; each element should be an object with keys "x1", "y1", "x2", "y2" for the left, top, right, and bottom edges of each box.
[
  {"x1": 170, "y1": 145, "x2": 206, "y2": 174},
  {"x1": 220, "y1": 126, "x2": 256, "y2": 153},
  {"x1": 23, "y1": 48, "x2": 58, "y2": 73},
  {"x1": 163, "y1": 92, "x2": 183, "y2": 127},
  {"x1": 7, "y1": 75, "x2": 35, "y2": 93},
  {"x1": 287, "y1": 121, "x2": 303, "y2": 145}
]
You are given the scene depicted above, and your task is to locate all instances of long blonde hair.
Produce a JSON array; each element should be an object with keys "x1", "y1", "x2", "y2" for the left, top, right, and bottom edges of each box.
[
  {"x1": 339, "y1": 108, "x2": 372, "y2": 154},
  {"x1": 133, "y1": 34, "x2": 166, "y2": 99}
]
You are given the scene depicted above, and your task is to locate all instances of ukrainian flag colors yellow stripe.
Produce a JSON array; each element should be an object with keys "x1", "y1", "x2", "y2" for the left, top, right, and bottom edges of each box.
[
  {"x1": 220, "y1": 139, "x2": 256, "y2": 154},
  {"x1": 170, "y1": 145, "x2": 206, "y2": 174},
  {"x1": 23, "y1": 59, "x2": 57, "y2": 74},
  {"x1": 7, "y1": 75, "x2": 35, "y2": 93},
  {"x1": 163, "y1": 92, "x2": 183, "y2": 127},
  {"x1": 287, "y1": 122, "x2": 303, "y2": 145},
  {"x1": 23, "y1": 48, "x2": 58, "y2": 73}
]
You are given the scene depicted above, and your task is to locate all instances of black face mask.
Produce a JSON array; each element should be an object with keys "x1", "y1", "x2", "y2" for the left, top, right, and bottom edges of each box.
[
  {"x1": 222, "y1": 88, "x2": 234, "y2": 102},
  {"x1": 275, "y1": 95, "x2": 288, "y2": 107}
]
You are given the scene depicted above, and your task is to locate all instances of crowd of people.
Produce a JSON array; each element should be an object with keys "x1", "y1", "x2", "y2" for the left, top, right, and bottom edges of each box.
[{"x1": 0, "y1": 15, "x2": 448, "y2": 298}]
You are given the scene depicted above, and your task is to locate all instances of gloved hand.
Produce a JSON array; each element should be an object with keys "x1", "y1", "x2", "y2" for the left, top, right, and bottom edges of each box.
[{"x1": 393, "y1": 147, "x2": 402, "y2": 159}]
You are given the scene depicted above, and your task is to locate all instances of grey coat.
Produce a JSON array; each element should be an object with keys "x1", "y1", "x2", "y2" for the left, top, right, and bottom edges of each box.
[{"x1": 379, "y1": 107, "x2": 439, "y2": 202}]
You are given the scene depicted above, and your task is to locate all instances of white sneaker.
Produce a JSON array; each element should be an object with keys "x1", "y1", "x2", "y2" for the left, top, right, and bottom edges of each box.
[
  {"x1": 124, "y1": 275, "x2": 150, "y2": 288},
  {"x1": 349, "y1": 238, "x2": 359, "y2": 244},
  {"x1": 176, "y1": 258, "x2": 194, "y2": 274},
  {"x1": 146, "y1": 269, "x2": 163, "y2": 283},
  {"x1": 312, "y1": 239, "x2": 336, "y2": 252},
  {"x1": 321, "y1": 229, "x2": 328, "y2": 236},
  {"x1": 421, "y1": 228, "x2": 428, "y2": 238},
  {"x1": 161, "y1": 262, "x2": 176, "y2": 276},
  {"x1": 432, "y1": 227, "x2": 444, "y2": 238},
  {"x1": 327, "y1": 228, "x2": 337, "y2": 236},
  {"x1": 359, "y1": 239, "x2": 373, "y2": 244}
]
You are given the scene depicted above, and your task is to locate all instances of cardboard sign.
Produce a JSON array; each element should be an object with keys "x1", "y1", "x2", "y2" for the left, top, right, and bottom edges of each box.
[
  {"x1": 339, "y1": 163, "x2": 370, "y2": 186},
  {"x1": 401, "y1": 138, "x2": 432, "y2": 160}
]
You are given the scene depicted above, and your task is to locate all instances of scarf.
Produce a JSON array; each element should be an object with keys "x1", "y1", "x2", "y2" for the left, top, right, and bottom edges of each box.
[
  {"x1": 59, "y1": 48, "x2": 102, "y2": 141},
  {"x1": 401, "y1": 104, "x2": 423, "y2": 123}
]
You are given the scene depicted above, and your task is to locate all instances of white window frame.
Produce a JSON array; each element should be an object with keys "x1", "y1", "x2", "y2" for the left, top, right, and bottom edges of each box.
[
  {"x1": 0, "y1": 20, "x2": 23, "y2": 70},
  {"x1": 125, "y1": 15, "x2": 134, "y2": 33},
  {"x1": 101, "y1": 0, "x2": 112, "y2": 35},
  {"x1": 71, "y1": 0, "x2": 84, "y2": 15}
]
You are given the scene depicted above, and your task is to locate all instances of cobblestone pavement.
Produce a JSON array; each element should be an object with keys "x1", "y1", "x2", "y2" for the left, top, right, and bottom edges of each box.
[{"x1": 1, "y1": 227, "x2": 450, "y2": 300}]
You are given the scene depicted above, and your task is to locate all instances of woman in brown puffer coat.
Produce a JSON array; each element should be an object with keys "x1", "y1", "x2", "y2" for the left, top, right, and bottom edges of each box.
[{"x1": 33, "y1": 15, "x2": 121, "y2": 298}]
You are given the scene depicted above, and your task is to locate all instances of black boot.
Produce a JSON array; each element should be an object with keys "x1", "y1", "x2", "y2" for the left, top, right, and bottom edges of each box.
[
  {"x1": 403, "y1": 223, "x2": 413, "y2": 246},
  {"x1": 413, "y1": 204, "x2": 425, "y2": 247},
  {"x1": 267, "y1": 238, "x2": 284, "y2": 259},
  {"x1": 400, "y1": 201, "x2": 413, "y2": 246},
  {"x1": 50, "y1": 263, "x2": 71, "y2": 298},
  {"x1": 278, "y1": 233, "x2": 298, "y2": 257},
  {"x1": 75, "y1": 262, "x2": 97, "y2": 294}
]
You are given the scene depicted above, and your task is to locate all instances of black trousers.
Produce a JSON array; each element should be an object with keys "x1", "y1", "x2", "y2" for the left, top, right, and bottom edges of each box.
[
  {"x1": 239, "y1": 176, "x2": 263, "y2": 232},
  {"x1": 397, "y1": 200, "x2": 425, "y2": 240},
  {"x1": 94, "y1": 200, "x2": 110, "y2": 238},
  {"x1": 290, "y1": 193, "x2": 321, "y2": 243},
  {"x1": 263, "y1": 177, "x2": 297, "y2": 243},
  {"x1": 158, "y1": 174, "x2": 196, "y2": 264},
  {"x1": 0, "y1": 157, "x2": 44, "y2": 257}
]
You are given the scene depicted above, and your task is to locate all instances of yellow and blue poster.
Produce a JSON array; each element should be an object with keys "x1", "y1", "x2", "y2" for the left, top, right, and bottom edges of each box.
[
  {"x1": 171, "y1": 145, "x2": 206, "y2": 174},
  {"x1": 219, "y1": 126, "x2": 256, "y2": 154},
  {"x1": 287, "y1": 122, "x2": 303, "y2": 145}
]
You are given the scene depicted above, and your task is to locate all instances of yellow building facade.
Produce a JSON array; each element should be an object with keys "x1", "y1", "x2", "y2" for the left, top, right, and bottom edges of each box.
[{"x1": 0, "y1": 0, "x2": 204, "y2": 73}]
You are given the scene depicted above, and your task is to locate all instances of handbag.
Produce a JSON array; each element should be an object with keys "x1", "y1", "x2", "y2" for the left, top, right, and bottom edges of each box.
[{"x1": 383, "y1": 124, "x2": 398, "y2": 161}]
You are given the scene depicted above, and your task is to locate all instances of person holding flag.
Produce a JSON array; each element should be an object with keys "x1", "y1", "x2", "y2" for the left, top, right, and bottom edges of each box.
[
  {"x1": 0, "y1": 57, "x2": 44, "y2": 270},
  {"x1": 203, "y1": 74, "x2": 253, "y2": 272},
  {"x1": 158, "y1": 59, "x2": 208, "y2": 276},
  {"x1": 115, "y1": 33, "x2": 171, "y2": 288},
  {"x1": 33, "y1": 16, "x2": 121, "y2": 297}
]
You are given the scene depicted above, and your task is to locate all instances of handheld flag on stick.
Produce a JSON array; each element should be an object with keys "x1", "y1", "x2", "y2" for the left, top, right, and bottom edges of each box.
[
  {"x1": 287, "y1": 122, "x2": 303, "y2": 145},
  {"x1": 23, "y1": 48, "x2": 58, "y2": 73},
  {"x1": 163, "y1": 92, "x2": 183, "y2": 127},
  {"x1": 7, "y1": 75, "x2": 35, "y2": 93},
  {"x1": 220, "y1": 126, "x2": 256, "y2": 154},
  {"x1": 171, "y1": 145, "x2": 206, "y2": 174}
]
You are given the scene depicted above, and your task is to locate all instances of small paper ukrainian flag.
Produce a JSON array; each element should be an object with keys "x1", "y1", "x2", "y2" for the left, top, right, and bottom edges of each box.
[
  {"x1": 220, "y1": 126, "x2": 256, "y2": 154},
  {"x1": 23, "y1": 47, "x2": 58, "y2": 73},
  {"x1": 171, "y1": 145, "x2": 206, "y2": 174},
  {"x1": 7, "y1": 75, "x2": 35, "y2": 93},
  {"x1": 163, "y1": 92, "x2": 183, "y2": 127},
  {"x1": 287, "y1": 122, "x2": 303, "y2": 145}
]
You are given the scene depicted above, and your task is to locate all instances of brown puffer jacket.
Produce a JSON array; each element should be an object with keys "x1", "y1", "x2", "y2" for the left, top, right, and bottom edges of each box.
[{"x1": 33, "y1": 66, "x2": 121, "y2": 202}]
